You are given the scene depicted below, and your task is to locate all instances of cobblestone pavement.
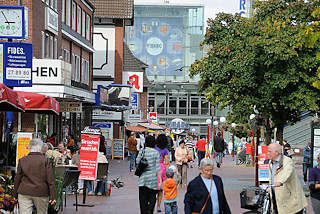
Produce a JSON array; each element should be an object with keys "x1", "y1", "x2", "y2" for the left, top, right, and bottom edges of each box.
[{"x1": 61, "y1": 155, "x2": 314, "y2": 214}]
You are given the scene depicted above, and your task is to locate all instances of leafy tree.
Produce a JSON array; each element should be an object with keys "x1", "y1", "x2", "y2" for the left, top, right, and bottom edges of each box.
[{"x1": 190, "y1": 0, "x2": 320, "y2": 144}]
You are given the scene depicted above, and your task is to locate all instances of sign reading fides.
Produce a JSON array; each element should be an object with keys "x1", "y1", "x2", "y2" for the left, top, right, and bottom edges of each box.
[
  {"x1": 0, "y1": 42, "x2": 32, "y2": 87},
  {"x1": 123, "y1": 72, "x2": 143, "y2": 93},
  {"x1": 81, "y1": 126, "x2": 101, "y2": 135},
  {"x1": 79, "y1": 134, "x2": 100, "y2": 180}
]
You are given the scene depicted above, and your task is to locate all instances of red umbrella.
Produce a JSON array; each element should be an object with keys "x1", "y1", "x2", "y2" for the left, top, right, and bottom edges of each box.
[
  {"x1": 16, "y1": 91, "x2": 60, "y2": 115},
  {"x1": 0, "y1": 84, "x2": 25, "y2": 112}
]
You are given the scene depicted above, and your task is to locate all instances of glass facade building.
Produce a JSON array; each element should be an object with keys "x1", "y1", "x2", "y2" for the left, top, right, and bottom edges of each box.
[{"x1": 126, "y1": 4, "x2": 211, "y2": 136}]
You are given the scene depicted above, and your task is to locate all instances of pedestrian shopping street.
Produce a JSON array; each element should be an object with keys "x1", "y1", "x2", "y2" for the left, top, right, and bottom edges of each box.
[{"x1": 60, "y1": 155, "x2": 314, "y2": 214}]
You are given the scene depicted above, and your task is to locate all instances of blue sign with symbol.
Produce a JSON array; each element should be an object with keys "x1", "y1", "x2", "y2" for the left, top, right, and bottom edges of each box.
[
  {"x1": 0, "y1": 42, "x2": 32, "y2": 87},
  {"x1": 131, "y1": 93, "x2": 138, "y2": 109}
]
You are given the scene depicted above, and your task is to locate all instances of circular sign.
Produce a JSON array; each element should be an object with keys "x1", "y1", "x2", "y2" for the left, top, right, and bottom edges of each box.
[
  {"x1": 168, "y1": 118, "x2": 189, "y2": 135},
  {"x1": 146, "y1": 37, "x2": 163, "y2": 56}
]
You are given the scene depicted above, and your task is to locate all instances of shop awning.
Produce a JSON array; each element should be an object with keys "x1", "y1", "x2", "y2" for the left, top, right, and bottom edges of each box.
[
  {"x1": 0, "y1": 84, "x2": 25, "y2": 112},
  {"x1": 126, "y1": 126, "x2": 148, "y2": 132},
  {"x1": 138, "y1": 122, "x2": 164, "y2": 130},
  {"x1": 16, "y1": 91, "x2": 60, "y2": 115}
]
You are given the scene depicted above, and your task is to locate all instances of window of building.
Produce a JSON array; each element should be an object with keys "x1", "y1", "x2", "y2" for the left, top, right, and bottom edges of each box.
[
  {"x1": 76, "y1": 55, "x2": 80, "y2": 82},
  {"x1": 179, "y1": 97, "x2": 187, "y2": 115},
  {"x1": 86, "y1": 14, "x2": 90, "y2": 40},
  {"x1": 72, "y1": 53, "x2": 75, "y2": 80},
  {"x1": 54, "y1": 38, "x2": 57, "y2": 59},
  {"x1": 62, "y1": 0, "x2": 65, "y2": 23},
  {"x1": 168, "y1": 97, "x2": 177, "y2": 115},
  {"x1": 61, "y1": 49, "x2": 70, "y2": 62},
  {"x1": 77, "y1": 6, "x2": 81, "y2": 34},
  {"x1": 190, "y1": 97, "x2": 199, "y2": 115},
  {"x1": 148, "y1": 97, "x2": 155, "y2": 112},
  {"x1": 41, "y1": 31, "x2": 45, "y2": 58},
  {"x1": 50, "y1": 35, "x2": 53, "y2": 59},
  {"x1": 81, "y1": 58, "x2": 89, "y2": 85},
  {"x1": 72, "y1": 1, "x2": 76, "y2": 30},
  {"x1": 201, "y1": 98, "x2": 209, "y2": 115},
  {"x1": 50, "y1": 0, "x2": 54, "y2": 8},
  {"x1": 156, "y1": 96, "x2": 166, "y2": 115},
  {"x1": 55, "y1": 0, "x2": 57, "y2": 11},
  {"x1": 66, "y1": 0, "x2": 70, "y2": 26},
  {"x1": 82, "y1": 11, "x2": 86, "y2": 37},
  {"x1": 45, "y1": 33, "x2": 50, "y2": 58}
]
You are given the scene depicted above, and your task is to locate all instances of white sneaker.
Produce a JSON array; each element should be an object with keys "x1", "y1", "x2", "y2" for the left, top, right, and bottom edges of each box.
[
  {"x1": 88, "y1": 191, "x2": 94, "y2": 196},
  {"x1": 97, "y1": 192, "x2": 102, "y2": 196}
]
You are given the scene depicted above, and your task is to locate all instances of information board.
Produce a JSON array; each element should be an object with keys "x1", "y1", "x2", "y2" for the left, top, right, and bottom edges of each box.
[
  {"x1": 78, "y1": 134, "x2": 100, "y2": 180},
  {"x1": 0, "y1": 42, "x2": 32, "y2": 87},
  {"x1": 112, "y1": 139, "x2": 124, "y2": 160}
]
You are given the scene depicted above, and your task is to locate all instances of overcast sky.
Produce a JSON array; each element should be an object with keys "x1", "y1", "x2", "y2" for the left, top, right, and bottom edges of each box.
[{"x1": 134, "y1": 0, "x2": 241, "y2": 25}]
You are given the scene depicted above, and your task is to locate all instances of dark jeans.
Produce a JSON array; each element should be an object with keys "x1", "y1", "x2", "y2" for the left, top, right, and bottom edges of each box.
[
  {"x1": 139, "y1": 186, "x2": 158, "y2": 214},
  {"x1": 164, "y1": 201, "x2": 177, "y2": 214},
  {"x1": 197, "y1": 151, "x2": 205, "y2": 167},
  {"x1": 129, "y1": 151, "x2": 136, "y2": 171},
  {"x1": 170, "y1": 150, "x2": 175, "y2": 162}
]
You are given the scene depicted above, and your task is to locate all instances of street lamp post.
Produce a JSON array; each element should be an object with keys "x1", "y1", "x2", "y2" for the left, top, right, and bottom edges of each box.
[
  {"x1": 231, "y1": 123, "x2": 236, "y2": 158},
  {"x1": 250, "y1": 114, "x2": 256, "y2": 167},
  {"x1": 213, "y1": 121, "x2": 219, "y2": 139},
  {"x1": 220, "y1": 117, "x2": 226, "y2": 138},
  {"x1": 206, "y1": 119, "x2": 212, "y2": 144},
  {"x1": 191, "y1": 128, "x2": 196, "y2": 140}
]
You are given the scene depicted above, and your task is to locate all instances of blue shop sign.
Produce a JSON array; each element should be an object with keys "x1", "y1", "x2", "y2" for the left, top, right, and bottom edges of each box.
[
  {"x1": 131, "y1": 92, "x2": 138, "y2": 109},
  {"x1": 0, "y1": 42, "x2": 32, "y2": 87},
  {"x1": 92, "y1": 122, "x2": 112, "y2": 129}
]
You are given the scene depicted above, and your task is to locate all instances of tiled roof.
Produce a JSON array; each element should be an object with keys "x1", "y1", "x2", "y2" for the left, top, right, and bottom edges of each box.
[
  {"x1": 124, "y1": 43, "x2": 150, "y2": 87},
  {"x1": 90, "y1": 0, "x2": 134, "y2": 19}
]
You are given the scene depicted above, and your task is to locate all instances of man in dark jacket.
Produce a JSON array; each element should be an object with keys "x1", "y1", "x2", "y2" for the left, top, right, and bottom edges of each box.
[
  {"x1": 14, "y1": 138, "x2": 56, "y2": 214},
  {"x1": 214, "y1": 132, "x2": 224, "y2": 168},
  {"x1": 184, "y1": 158, "x2": 231, "y2": 214}
]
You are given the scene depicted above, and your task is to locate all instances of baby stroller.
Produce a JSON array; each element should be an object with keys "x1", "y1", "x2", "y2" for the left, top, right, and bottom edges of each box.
[{"x1": 236, "y1": 147, "x2": 246, "y2": 165}]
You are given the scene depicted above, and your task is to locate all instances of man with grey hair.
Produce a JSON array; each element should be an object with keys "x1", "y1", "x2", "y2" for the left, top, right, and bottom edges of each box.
[
  {"x1": 184, "y1": 158, "x2": 231, "y2": 214},
  {"x1": 267, "y1": 143, "x2": 307, "y2": 214},
  {"x1": 14, "y1": 138, "x2": 56, "y2": 214}
]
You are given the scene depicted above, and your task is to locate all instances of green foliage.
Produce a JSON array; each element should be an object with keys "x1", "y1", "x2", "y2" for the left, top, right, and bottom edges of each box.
[{"x1": 190, "y1": 0, "x2": 320, "y2": 141}]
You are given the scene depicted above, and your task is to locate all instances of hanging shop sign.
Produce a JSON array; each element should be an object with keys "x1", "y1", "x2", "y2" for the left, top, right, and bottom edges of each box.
[
  {"x1": 130, "y1": 92, "x2": 138, "y2": 109},
  {"x1": 123, "y1": 72, "x2": 143, "y2": 93},
  {"x1": 78, "y1": 134, "x2": 100, "y2": 180},
  {"x1": 0, "y1": 42, "x2": 32, "y2": 87},
  {"x1": 149, "y1": 112, "x2": 157, "y2": 123},
  {"x1": 167, "y1": 118, "x2": 189, "y2": 135},
  {"x1": 60, "y1": 102, "x2": 82, "y2": 113},
  {"x1": 16, "y1": 132, "x2": 32, "y2": 168},
  {"x1": 92, "y1": 109, "x2": 122, "y2": 121}
]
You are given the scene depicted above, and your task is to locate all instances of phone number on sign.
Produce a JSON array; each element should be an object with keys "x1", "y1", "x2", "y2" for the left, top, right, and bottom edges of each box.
[{"x1": 6, "y1": 67, "x2": 31, "y2": 80}]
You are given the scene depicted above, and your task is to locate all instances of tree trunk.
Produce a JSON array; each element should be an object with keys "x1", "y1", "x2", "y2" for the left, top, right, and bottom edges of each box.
[
  {"x1": 276, "y1": 125, "x2": 284, "y2": 144},
  {"x1": 265, "y1": 124, "x2": 272, "y2": 145}
]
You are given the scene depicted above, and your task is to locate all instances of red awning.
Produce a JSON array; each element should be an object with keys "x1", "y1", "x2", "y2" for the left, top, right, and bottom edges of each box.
[
  {"x1": 16, "y1": 91, "x2": 60, "y2": 115},
  {"x1": 126, "y1": 126, "x2": 148, "y2": 132},
  {"x1": 0, "y1": 84, "x2": 25, "y2": 112},
  {"x1": 138, "y1": 122, "x2": 164, "y2": 130}
]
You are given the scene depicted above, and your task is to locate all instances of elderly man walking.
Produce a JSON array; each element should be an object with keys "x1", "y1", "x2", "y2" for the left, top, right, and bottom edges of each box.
[
  {"x1": 14, "y1": 138, "x2": 56, "y2": 214},
  {"x1": 267, "y1": 143, "x2": 307, "y2": 214}
]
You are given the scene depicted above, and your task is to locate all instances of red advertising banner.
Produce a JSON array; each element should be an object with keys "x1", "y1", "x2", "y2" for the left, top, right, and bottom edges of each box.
[{"x1": 79, "y1": 134, "x2": 100, "y2": 180}]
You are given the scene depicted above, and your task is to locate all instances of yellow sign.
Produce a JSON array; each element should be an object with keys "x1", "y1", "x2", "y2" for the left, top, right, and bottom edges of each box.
[{"x1": 16, "y1": 132, "x2": 32, "y2": 168}]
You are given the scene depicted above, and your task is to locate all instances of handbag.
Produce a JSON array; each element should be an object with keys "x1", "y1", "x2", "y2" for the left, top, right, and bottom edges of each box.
[
  {"x1": 192, "y1": 178, "x2": 213, "y2": 214},
  {"x1": 135, "y1": 148, "x2": 148, "y2": 177}
]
